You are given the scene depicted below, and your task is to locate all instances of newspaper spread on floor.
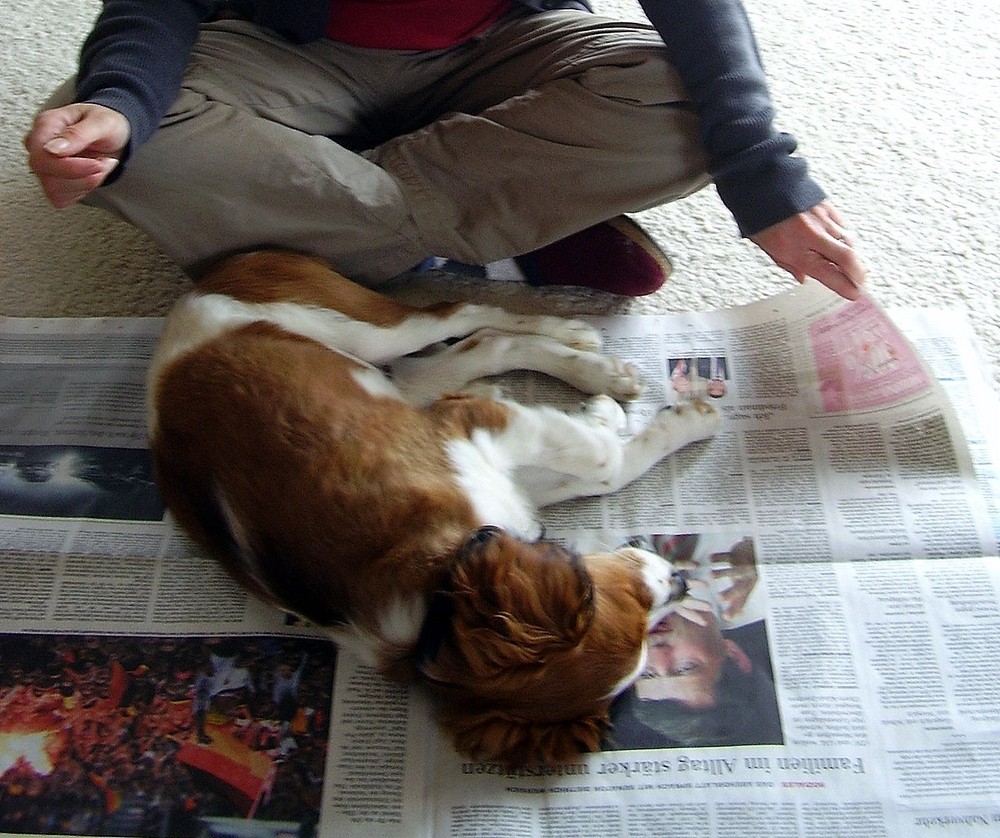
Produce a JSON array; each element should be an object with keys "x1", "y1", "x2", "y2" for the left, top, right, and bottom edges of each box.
[{"x1": 0, "y1": 279, "x2": 997, "y2": 837}]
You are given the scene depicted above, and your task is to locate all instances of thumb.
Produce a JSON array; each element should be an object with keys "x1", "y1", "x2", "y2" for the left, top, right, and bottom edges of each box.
[
  {"x1": 39, "y1": 105, "x2": 128, "y2": 158},
  {"x1": 42, "y1": 134, "x2": 79, "y2": 155}
]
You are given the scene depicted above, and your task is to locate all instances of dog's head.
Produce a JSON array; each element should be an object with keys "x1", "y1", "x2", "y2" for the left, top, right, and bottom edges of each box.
[{"x1": 415, "y1": 527, "x2": 684, "y2": 767}]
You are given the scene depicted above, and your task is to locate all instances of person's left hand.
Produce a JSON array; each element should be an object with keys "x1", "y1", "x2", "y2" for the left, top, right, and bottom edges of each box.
[{"x1": 750, "y1": 201, "x2": 867, "y2": 300}]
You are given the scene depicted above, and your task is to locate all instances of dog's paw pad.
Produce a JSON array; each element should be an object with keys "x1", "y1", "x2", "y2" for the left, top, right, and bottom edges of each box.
[
  {"x1": 691, "y1": 398, "x2": 717, "y2": 417},
  {"x1": 655, "y1": 399, "x2": 720, "y2": 440},
  {"x1": 605, "y1": 360, "x2": 644, "y2": 400}
]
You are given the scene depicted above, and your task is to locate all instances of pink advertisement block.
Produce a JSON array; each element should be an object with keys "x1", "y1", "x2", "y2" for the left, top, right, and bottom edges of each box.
[{"x1": 809, "y1": 296, "x2": 931, "y2": 412}]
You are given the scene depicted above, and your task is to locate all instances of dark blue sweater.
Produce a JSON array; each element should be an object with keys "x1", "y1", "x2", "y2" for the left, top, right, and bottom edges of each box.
[{"x1": 75, "y1": 0, "x2": 825, "y2": 236}]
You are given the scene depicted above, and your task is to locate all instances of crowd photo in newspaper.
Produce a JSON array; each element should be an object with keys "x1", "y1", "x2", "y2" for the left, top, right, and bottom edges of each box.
[{"x1": 0, "y1": 280, "x2": 998, "y2": 836}]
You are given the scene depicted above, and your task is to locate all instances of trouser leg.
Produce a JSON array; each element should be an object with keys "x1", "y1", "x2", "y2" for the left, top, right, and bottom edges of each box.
[
  {"x1": 94, "y1": 88, "x2": 428, "y2": 280},
  {"x1": 51, "y1": 21, "x2": 433, "y2": 280},
  {"x1": 49, "y1": 12, "x2": 707, "y2": 283},
  {"x1": 372, "y1": 10, "x2": 709, "y2": 264}
]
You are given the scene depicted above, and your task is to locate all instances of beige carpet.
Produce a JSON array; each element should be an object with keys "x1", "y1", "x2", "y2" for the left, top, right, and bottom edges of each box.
[{"x1": 2, "y1": 0, "x2": 998, "y2": 394}]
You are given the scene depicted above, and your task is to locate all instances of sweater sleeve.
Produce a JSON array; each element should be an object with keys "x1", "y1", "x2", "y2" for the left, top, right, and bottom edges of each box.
[
  {"x1": 74, "y1": 0, "x2": 219, "y2": 158},
  {"x1": 638, "y1": 0, "x2": 826, "y2": 236}
]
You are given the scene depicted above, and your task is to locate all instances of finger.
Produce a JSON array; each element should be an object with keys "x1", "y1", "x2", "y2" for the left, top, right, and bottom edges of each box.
[
  {"x1": 30, "y1": 105, "x2": 129, "y2": 160},
  {"x1": 678, "y1": 596, "x2": 714, "y2": 613},
  {"x1": 675, "y1": 607, "x2": 710, "y2": 627},
  {"x1": 43, "y1": 179, "x2": 96, "y2": 209},
  {"x1": 833, "y1": 226, "x2": 858, "y2": 248},
  {"x1": 39, "y1": 158, "x2": 119, "y2": 208},
  {"x1": 821, "y1": 219, "x2": 858, "y2": 249},
  {"x1": 35, "y1": 112, "x2": 101, "y2": 158},
  {"x1": 29, "y1": 152, "x2": 115, "y2": 179},
  {"x1": 815, "y1": 204, "x2": 866, "y2": 286},
  {"x1": 669, "y1": 559, "x2": 698, "y2": 572},
  {"x1": 815, "y1": 200, "x2": 846, "y2": 229},
  {"x1": 815, "y1": 269, "x2": 863, "y2": 301},
  {"x1": 799, "y1": 244, "x2": 865, "y2": 300},
  {"x1": 818, "y1": 209, "x2": 859, "y2": 250},
  {"x1": 684, "y1": 579, "x2": 711, "y2": 595},
  {"x1": 28, "y1": 109, "x2": 82, "y2": 156}
]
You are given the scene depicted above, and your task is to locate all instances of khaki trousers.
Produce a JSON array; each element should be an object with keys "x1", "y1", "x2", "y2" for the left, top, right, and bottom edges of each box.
[{"x1": 54, "y1": 9, "x2": 709, "y2": 282}]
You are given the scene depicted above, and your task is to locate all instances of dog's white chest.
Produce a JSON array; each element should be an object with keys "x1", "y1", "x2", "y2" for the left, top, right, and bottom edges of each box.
[{"x1": 445, "y1": 431, "x2": 541, "y2": 540}]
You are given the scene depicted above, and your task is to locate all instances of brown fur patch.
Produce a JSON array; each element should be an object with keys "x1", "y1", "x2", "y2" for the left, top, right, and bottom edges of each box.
[
  {"x1": 152, "y1": 319, "x2": 480, "y2": 630},
  {"x1": 421, "y1": 533, "x2": 651, "y2": 766},
  {"x1": 197, "y1": 250, "x2": 464, "y2": 327},
  {"x1": 428, "y1": 393, "x2": 514, "y2": 438}
]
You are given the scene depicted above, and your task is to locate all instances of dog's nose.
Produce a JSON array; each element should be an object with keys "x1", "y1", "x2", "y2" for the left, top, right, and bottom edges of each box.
[{"x1": 667, "y1": 571, "x2": 689, "y2": 602}]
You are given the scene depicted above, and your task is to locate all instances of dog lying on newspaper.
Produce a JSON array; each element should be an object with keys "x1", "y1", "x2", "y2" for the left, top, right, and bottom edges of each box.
[{"x1": 146, "y1": 249, "x2": 718, "y2": 766}]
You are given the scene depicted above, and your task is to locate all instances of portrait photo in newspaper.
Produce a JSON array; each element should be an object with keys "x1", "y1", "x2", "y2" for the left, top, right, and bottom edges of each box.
[{"x1": 604, "y1": 532, "x2": 782, "y2": 752}]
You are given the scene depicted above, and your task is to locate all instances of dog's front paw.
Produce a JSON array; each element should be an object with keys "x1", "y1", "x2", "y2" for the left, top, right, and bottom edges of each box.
[
  {"x1": 572, "y1": 355, "x2": 644, "y2": 401},
  {"x1": 651, "y1": 398, "x2": 720, "y2": 443},
  {"x1": 674, "y1": 398, "x2": 720, "y2": 440},
  {"x1": 603, "y1": 358, "x2": 644, "y2": 401},
  {"x1": 581, "y1": 394, "x2": 628, "y2": 432}
]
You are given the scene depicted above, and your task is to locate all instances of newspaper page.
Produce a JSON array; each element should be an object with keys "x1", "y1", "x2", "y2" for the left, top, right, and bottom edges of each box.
[
  {"x1": 1, "y1": 281, "x2": 998, "y2": 837},
  {"x1": 424, "y1": 283, "x2": 1000, "y2": 838},
  {"x1": 0, "y1": 317, "x2": 431, "y2": 837}
]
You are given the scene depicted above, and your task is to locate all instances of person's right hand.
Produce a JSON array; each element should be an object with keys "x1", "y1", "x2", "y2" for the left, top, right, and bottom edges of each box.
[
  {"x1": 709, "y1": 538, "x2": 758, "y2": 620},
  {"x1": 750, "y1": 201, "x2": 867, "y2": 301},
  {"x1": 25, "y1": 103, "x2": 131, "y2": 208}
]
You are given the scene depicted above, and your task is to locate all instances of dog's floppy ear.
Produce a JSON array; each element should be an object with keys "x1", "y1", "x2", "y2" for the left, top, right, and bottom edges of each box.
[
  {"x1": 442, "y1": 705, "x2": 610, "y2": 767},
  {"x1": 441, "y1": 528, "x2": 595, "y2": 673}
]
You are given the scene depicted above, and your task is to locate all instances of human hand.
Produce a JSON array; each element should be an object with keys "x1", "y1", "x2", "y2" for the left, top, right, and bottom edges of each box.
[
  {"x1": 750, "y1": 201, "x2": 867, "y2": 301},
  {"x1": 25, "y1": 103, "x2": 131, "y2": 208},
  {"x1": 672, "y1": 588, "x2": 714, "y2": 626},
  {"x1": 709, "y1": 538, "x2": 758, "y2": 621}
]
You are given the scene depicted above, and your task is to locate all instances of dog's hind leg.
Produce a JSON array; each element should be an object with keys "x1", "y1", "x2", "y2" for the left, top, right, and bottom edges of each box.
[
  {"x1": 195, "y1": 251, "x2": 605, "y2": 364},
  {"x1": 391, "y1": 330, "x2": 644, "y2": 405}
]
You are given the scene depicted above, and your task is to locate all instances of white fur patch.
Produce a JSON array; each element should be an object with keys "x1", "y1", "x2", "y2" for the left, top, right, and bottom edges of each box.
[
  {"x1": 148, "y1": 292, "x2": 412, "y2": 434},
  {"x1": 326, "y1": 624, "x2": 380, "y2": 667},
  {"x1": 326, "y1": 596, "x2": 426, "y2": 666},
  {"x1": 350, "y1": 366, "x2": 405, "y2": 401},
  {"x1": 445, "y1": 431, "x2": 541, "y2": 540},
  {"x1": 378, "y1": 596, "x2": 429, "y2": 645},
  {"x1": 626, "y1": 548, "x2": 682, "y2": 630},
  {"x1": 146, "y1": 294, "x2": 250, "y2": 434},
  {"x1": 604, "y1": 645, "x2": 649, "y2": 700}
]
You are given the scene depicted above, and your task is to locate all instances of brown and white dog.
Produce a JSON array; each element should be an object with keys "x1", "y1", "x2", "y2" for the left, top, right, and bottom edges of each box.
[{"x1": 147, "y1": 250, "x2": 719, "y2": 766}]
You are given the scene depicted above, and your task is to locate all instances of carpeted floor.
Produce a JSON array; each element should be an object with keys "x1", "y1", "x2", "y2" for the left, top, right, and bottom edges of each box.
[{"x1": 1, "y1": 0, "x2": 997, "y2": 394}]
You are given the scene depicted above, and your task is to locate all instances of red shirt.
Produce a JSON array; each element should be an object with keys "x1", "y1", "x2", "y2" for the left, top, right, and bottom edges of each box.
[{"x1": 326, "y1": 0, "x2": 515, "y2": 49}]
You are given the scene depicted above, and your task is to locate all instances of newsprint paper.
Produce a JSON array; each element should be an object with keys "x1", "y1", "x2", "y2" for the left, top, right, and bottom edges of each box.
[{"x1": 0, "y1": 280, "x2": 998, "y2": 838}]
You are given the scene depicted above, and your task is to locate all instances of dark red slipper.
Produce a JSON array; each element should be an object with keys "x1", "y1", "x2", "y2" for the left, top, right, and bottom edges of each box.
[{"x1": 514, "y1": 216, "x2": 672, "y2": 296}]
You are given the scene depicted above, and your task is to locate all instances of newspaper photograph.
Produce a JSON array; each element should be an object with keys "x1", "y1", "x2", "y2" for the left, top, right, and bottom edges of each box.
[{"x1": 0, "y1": 280, "x2": 998, "y2": 836}]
